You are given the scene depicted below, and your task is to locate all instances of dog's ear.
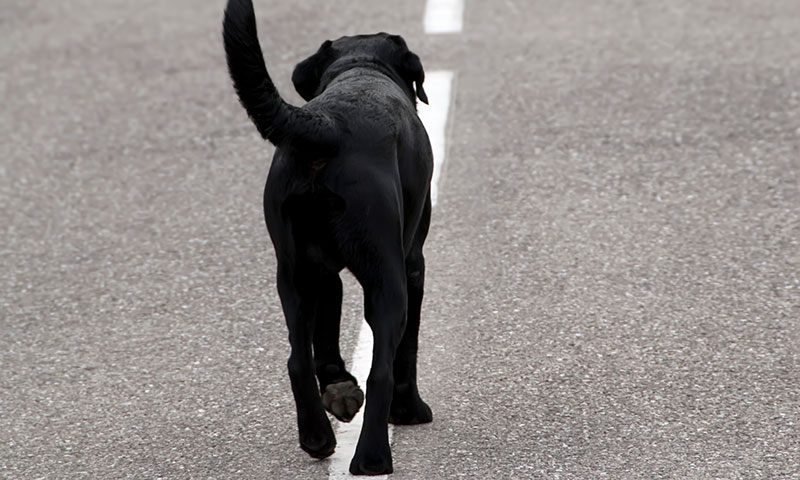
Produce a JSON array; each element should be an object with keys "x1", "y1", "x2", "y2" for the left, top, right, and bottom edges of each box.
[
  {"x1": 292, "y1": 40, "x2": 334, "y2": 102},
  {"x1": 399, "y1": 51, "x2": 428, "y2": 105}
]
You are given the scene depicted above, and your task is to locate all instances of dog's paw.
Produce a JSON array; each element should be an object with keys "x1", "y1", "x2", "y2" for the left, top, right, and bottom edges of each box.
[
  {"x1": 349, "y1": 449, "x2": 393, "y2": 476},
  {"x1": 299, "y1": 428, "x2": 336, "y2": 459},
  {"x1": 322, "y1": 380, "x2": 364, "y2": 423},
  {"x1": 297, "y1": 406, "x2": 336, "y2": 459},
  {"x1": 389, "y1": 387, "x2": 432, "y2": 425}
]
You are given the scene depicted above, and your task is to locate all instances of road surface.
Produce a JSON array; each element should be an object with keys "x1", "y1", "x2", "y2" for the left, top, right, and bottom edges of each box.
[{"x1": 2, "y1": 0, "x2": 798, "y2": 478}]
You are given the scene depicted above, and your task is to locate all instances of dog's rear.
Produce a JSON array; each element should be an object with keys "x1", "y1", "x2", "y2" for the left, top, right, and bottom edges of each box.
[{"x1": 223, "y1": 0, "x2": 434, "y2": 475}]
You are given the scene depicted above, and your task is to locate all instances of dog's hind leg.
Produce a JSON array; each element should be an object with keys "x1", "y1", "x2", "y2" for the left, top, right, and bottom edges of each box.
[
  {"x1": 390, "y1": 195, "x2": 433, "y2": 425},
  {"x1": 277, "y1": 263, "x2": 336, "y2": 459},
  {"x1": 347, "y1": 243, "x2": 408, "y2": 475},
  {"x1": 313, "y1": 272, "x2": 364, "y2": 423}
]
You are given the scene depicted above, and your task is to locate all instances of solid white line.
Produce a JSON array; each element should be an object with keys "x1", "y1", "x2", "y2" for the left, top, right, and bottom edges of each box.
[
  {"x1": 327, "y1": 71, "x2": 454, "y2": 478},
  {"x1": 424, "y1": 0, "x2": 465, "y2": 34}
]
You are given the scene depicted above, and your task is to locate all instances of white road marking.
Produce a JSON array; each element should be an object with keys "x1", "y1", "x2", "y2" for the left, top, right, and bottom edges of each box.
[
  {"x1": 417, "y1": 71, "x2": 454, "y2": 207},
  {"x1": 327, "y1": 71, "x2": 454, "y2": 478},
  {"x1": 424, "y1": 0, "x2": 465, "y2": 34},
  {"x1": 328, "y1": 324, "x2": 383, "y2": 479}
]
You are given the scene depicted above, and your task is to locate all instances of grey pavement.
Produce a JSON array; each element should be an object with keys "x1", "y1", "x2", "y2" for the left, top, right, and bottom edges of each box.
[{"x1": 2, "y1": 0, "x2": 799, "y2": 479}]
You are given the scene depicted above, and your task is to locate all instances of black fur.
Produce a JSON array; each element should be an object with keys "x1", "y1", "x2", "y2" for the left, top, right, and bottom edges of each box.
[
  {"x1": 223, "y1": 0, "x2": 337, "y2": 147},
  {"x1": 223, "y1": 0, "x2": 434, "y2": 475}
]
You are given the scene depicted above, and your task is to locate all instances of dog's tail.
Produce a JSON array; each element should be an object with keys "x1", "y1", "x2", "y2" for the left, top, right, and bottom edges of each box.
[{"x1": 223, "y1": 0, "x2": 335, "y2": 148}]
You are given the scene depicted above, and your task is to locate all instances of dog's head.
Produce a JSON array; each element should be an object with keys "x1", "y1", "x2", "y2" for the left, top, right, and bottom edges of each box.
[{"x1": 291, "y1": 33, "x2": 428, "y2": 105}]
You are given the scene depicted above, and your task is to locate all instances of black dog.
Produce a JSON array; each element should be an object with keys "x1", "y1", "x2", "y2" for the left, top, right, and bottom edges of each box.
[{"x1": 223, "y1": 0, "x2": 433, "y2": 474}]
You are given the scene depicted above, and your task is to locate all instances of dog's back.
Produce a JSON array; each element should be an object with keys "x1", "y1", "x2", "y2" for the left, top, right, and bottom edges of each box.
[{"x1": 224, "y1": 1, "x2": 432, "y2": 257}]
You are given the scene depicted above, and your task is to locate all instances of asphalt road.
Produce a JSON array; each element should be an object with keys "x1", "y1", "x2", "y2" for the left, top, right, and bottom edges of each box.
[{"x1": 2, "y1": 1, "x2": 799, "y2": 479}]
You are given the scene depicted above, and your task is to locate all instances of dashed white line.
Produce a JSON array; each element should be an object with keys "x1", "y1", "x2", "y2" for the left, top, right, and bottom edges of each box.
[
  {"x1": 417, "y1": 71, "x2": 454, "y2": 207},
  {"x1": 424, "y1": 0, "x2": 465, "y2": 34},
  {"x1": 327, "y1": 71, "x2": 454, "y2": 478},
  {"x1": 328, "y1": 0, "x2": 460, "y2": 476},
  {"x1": 328, "y1": 324, "x2": 383, "y2": 479}
]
